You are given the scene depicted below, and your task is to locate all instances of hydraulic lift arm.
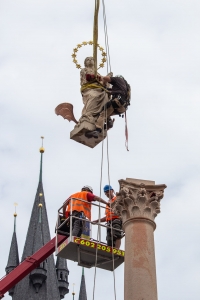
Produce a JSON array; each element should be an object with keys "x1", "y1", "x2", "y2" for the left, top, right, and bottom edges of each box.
[{"x1": 0, "y1": 234, "x2": 67, "y2": 299}]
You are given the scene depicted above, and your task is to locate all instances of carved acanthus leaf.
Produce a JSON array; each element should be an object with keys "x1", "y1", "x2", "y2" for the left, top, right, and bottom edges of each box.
[{"x1": 111, "y1": 180, "x2": 166, "y2": 223}]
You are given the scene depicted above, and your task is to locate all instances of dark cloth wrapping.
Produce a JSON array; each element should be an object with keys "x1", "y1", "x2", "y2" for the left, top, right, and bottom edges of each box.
[{"x1": 110, "y1": 77, "x2": 128, "y2": 98}]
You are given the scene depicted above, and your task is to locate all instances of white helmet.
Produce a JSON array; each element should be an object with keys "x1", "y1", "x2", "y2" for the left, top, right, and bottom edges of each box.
[{"x1": 82, "y1": 185, "x2": 93, "y2": 193}]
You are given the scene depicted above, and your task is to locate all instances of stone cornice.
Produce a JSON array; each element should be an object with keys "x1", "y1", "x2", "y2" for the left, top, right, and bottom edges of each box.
[{"x1": 111, "y1": 179, "x2": 167, "y2": 223}]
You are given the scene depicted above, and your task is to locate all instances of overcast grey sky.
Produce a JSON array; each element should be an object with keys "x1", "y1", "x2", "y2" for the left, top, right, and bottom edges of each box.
[{"x1": 0, "y1": 0, "x2": 200, "y2": 299}]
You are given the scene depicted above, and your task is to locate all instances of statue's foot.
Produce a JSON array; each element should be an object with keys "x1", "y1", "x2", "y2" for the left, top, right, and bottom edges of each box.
[{"x1": 85, "y1": 130, "x2": 99, "y2": 139}]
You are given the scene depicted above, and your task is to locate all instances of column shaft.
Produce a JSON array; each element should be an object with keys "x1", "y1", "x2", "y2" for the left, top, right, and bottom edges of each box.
[{"x1": 124, "y1": 219, "x2": 157, "y2": 300}]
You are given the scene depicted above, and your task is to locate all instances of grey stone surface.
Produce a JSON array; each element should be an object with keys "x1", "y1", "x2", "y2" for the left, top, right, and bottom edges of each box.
[
  {"x1": 70, "y1": 120, "x2": 106, "y2": 148},
  {"x1": 6, "y1": 231, "x2": 19, "y2": 274},
  {"x1": 56, "y1": 257, "x2": 69, "y2": 299}
]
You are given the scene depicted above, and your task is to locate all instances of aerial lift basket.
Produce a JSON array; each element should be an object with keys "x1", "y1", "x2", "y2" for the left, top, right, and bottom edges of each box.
[{"x1": 56, "y1": 198, "x2": 124, "y2": 271}]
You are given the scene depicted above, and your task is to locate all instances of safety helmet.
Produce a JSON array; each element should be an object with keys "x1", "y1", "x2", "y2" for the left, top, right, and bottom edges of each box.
[
  {"x1": 82, "y1": 185, "x2": 93, "y2": 193},
  {"x1": 103, "y1": 185, "x2": 113, "y2": 192}
]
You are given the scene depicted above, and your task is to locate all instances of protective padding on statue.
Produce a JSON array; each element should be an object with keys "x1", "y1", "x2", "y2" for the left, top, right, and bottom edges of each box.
[{"x1": 96, "y1": 98, "x2": 126, "y2": 130}]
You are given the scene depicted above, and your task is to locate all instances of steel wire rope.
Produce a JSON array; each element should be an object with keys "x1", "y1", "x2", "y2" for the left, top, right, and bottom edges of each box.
[
  {"x1": 102, "y1": 0, "x2": 111, "y2": 73},
  {"x1": 102, "y1": 0, "x2": 117, "y2": 298},
  {"x1": 92, "y1": 1, "x2": 117, "y2": 299},
  {"x1": 92, "y1": 106, "x2": 106, "y2": 300},
  {"x1": 92, "y1": 2, "x2": 105, "y2": 294},
  {"x1": 106, "y1": 131, "x2": 117, "y2": 300},
  {"x1": 92, "y1": 56, "x2": 110, "y2": 300}
]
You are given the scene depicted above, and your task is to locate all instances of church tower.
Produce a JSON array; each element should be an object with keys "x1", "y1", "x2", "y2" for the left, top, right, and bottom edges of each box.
[{"x1": 6, "y1": 141, "x2": 69, "y2": 299}]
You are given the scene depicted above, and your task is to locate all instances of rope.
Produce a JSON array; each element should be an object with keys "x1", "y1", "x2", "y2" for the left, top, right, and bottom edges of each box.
[
  {"x1": 93, "y1": 96, "x2": 117, "y2": 300},
  {"x1": 92, "y1": 2, "x2": 102, "y2": 297},
  {"x1": 92, "y1": 101, "x2": 106, "y2": 300},
  {"x1": 106, "y1": 133, "x2": 117, "y2": 300},
  {"x1": 93, "y1": 0, "x2": 100, "y2": 76},
  {"x1": 92, "y1": 1, "x2": 117, "y2": 299},
  {"x1": 102, "y1": 0, "x2": 111, "y2": 73},
  {"x1": 102, "y1": 2, "x2": 117, "y2": 298}
]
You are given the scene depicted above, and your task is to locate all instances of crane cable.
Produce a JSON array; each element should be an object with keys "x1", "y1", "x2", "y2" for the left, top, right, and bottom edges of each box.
[
  {"x1": 93, "y1": 0, "x2": 100, "y2": 76},
  {"x1": 92, "y1": 1, "x2": 117, "y2": 300},
  {"x1": 103, "y1": 0, "x2": 129, "y2": 152},
  {"x1": 93, "y1": 101, "x2": 118, "y2": 300},
  {"x1": 92, "y1": 1, "x2": 104, "y2": 298},
  {"x1": 101, "y1": 5, "x2": 117, "y2": 299},
  {"x1": 106, "y1": 129, "x2": 117, "y2": 300},
  {"x1": 92, "y1": 118, "x2": 104, "y2": 300},
  {"x1": 102, "y1": 0, "x2": 111, "y2": 73}
]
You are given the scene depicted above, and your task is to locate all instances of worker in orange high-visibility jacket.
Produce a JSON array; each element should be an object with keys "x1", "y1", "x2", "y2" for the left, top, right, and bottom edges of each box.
[
  {"x1": 63, "y1": 185, "x2": 108, "y2": 237},
  {"x1": 92, "y1": 185, "x2": 123, "y2": 249}
]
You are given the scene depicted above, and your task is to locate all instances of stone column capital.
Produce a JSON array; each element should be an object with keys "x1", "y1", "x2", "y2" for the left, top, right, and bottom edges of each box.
[{"x1": 111, "y1": 178, "x2": 167, "y2": 225}]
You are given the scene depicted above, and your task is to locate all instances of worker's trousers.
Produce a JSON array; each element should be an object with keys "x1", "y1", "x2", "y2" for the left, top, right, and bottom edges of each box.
[
  {"x1": 72, "y1": 211, "x2": 83, "y2": 237},
  {"x1": 106, "y1": 219, "x2": 123, "y2": 247}
]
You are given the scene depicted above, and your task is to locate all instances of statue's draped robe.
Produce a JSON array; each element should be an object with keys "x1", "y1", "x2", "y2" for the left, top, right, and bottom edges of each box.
[{"x1": 79, "y1": 67, "x2": 109, "y2": 125}]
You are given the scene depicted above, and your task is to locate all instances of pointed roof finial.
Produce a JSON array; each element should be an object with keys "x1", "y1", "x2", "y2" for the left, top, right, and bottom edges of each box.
[
  {"x1": 39, "y1": 136, "x2": 45, "y2": 153},
  {"x1": 78, "y1": 267, "x2": 87, "y2": 300},
  {"x1": 6, "y1": 204, "x2": 20, "y2": 278},
  {"x1": 14, "y1": 203, "x2": 18, "y2": 232},
  {"x1": 72, "y1": 283, "x2": 75, "y2": 300},
  {"x1": 39, "y1": 137, "x2": 45, "y2": 182}
]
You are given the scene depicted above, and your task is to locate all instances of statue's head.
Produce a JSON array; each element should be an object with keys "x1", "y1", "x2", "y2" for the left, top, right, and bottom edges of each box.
[{"x1": 84, "y1": 57, "x2": 94, "y2": 68}]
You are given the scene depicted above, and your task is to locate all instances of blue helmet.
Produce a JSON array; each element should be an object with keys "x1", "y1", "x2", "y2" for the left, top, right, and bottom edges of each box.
[{"x1": 103, "y1": 185, "x2": 113, "y2": 192}]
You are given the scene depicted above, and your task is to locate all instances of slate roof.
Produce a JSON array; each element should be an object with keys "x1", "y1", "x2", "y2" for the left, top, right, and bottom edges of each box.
[
  {"x1": 5, "y1": 225, "x2": 19, "y2": 274},
  {"x1": 10, "y1": 151, "x2": 69, "y2": 300},
  {"x1": 56, "y1": 257, "x2": 69, "y2": 298},
  {"x1": 78, "y1": 268, "x2": 87, "y2": 300},
  {"x1": 5, "y1": 218, "x2": 20, "y2": 297},
  {"x1": 56, "y1": 256, "x2": 69, "y2": 273}
]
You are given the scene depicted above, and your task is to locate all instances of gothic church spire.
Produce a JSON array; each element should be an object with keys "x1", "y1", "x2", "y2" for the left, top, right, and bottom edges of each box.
[
  {"x1": 5, "y1": 211, "x2": 19, "y2": 297},
  {"x1": 9, "y1": 140, "x2": 69, "y2": 299},
  {"x1": 78, "y1": 267, "x2": 87, "y2": 300}
]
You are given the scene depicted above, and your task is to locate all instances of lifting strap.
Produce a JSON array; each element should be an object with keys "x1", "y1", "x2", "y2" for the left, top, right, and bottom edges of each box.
[
  {"x1": 81, "y1": 82, "x2": 110, "y2": 93},
  {"x1": 125, "y1": 111, "x2": 129, "y2": 151}
]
